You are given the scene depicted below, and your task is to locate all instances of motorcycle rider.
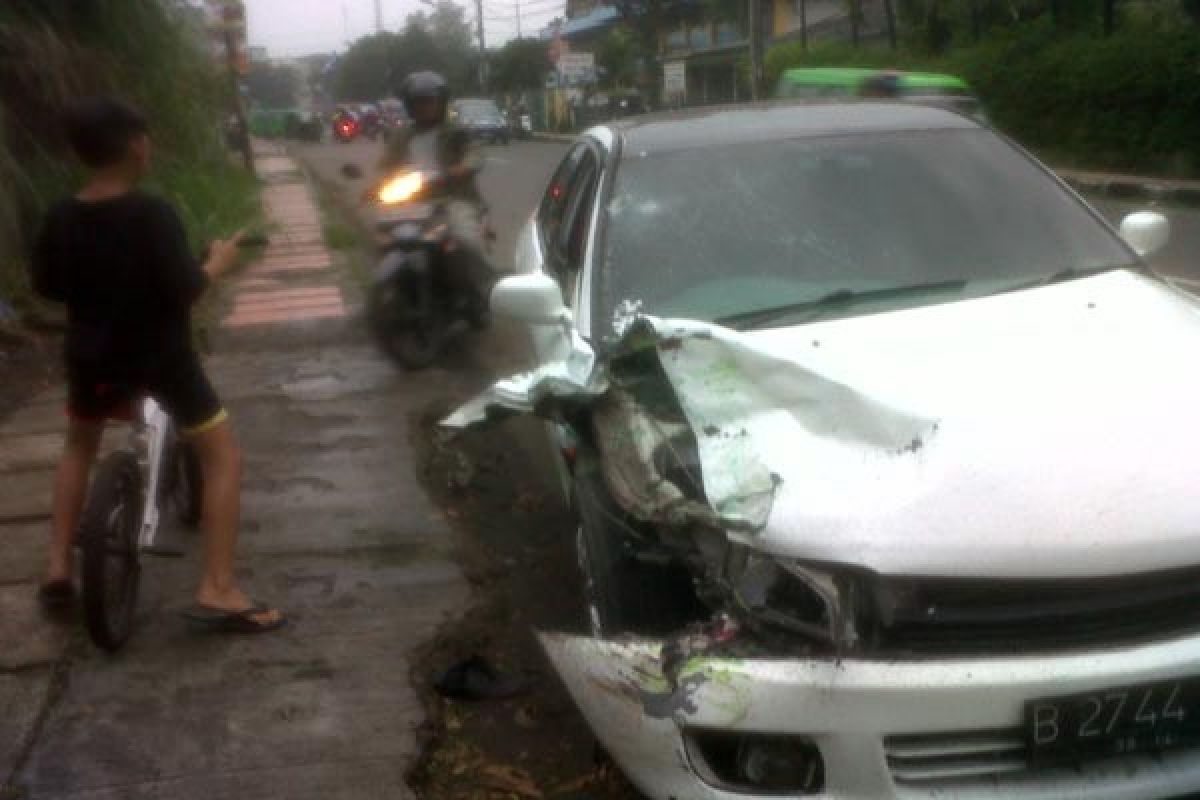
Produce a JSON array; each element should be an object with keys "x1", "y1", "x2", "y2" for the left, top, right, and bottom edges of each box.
[{"x1": 378, "y1": 71, "x2": 491, "y2": 320}]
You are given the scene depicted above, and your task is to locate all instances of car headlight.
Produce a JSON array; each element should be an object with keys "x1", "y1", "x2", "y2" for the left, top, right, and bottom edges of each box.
[{"x1": 725, "y1": 546, "x2": 859, "y2": 647}]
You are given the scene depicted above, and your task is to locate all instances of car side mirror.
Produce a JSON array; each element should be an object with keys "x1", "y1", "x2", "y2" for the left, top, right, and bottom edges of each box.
[
  {"x1": 1120, "y1": 211, "x2": 1169, "y2": 258},
  {"x1": 341, "y1": 163, "x2": 363, "y2": 180},
  {"x1": 491, "y1": 273, "x2": 570, "y2": 325}
]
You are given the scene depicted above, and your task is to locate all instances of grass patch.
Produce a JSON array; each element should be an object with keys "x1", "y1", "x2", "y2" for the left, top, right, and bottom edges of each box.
[
  {"x1": 322, "y1": 220, "x2": 360, "y2": 251},
  {"x1": 309, "y1": 172, "x2": 374, "y2": 288}
]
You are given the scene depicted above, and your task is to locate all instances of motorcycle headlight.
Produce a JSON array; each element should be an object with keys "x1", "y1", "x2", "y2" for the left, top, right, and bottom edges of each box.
[
  {"x1": 726, "y1": 546, "x2": 858, "y2": 647},
  {"x1": 378, "y1": 171, "x2": 423, "y2": 205}
]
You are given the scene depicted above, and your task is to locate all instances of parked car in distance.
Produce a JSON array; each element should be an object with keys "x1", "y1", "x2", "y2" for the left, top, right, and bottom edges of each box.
[
  {"x1": 451, "y1": 97, "x2": 509, "y2": 144},
  {"x1": 488, "y1": 101, "x2": 1195, "y2": 800},
  {"x1": 776, "y1": 67, "x2": 987, "y2": 121}
]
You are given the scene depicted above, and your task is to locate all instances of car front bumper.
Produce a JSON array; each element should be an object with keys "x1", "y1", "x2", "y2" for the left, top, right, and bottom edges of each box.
[{"x1": 540, "y1": 631, "x2": 1200, "y2": 799}]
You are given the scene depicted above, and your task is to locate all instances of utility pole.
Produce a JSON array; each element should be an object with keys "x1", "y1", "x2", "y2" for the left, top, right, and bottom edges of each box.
[
  {"x1": 516, "y1": 0, "x2": 522, "y2": 38},
  {"x1": 475, "y1": 0, "x2": 487, "y2": 91},
  {"x1": 799, "y1": 0, "x2": 807, "y2": 50},
  {"x1": 375, "y1": 0, "x2": 384, "y2": 32},
  {"x1": 748, "y1": 0, "x2": 762, "y2": 100},
  {"x1": 221, "y1": 10, "x2": 255, "y2": 176}
]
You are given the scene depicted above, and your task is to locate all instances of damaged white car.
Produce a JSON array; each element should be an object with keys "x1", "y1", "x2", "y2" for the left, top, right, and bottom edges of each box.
[{"x1": 448, "y1": 102, "x2": 1200, "y2": 799}]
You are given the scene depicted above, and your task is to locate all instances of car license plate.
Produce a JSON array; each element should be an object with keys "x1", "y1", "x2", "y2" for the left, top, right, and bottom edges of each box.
[{"x1": 1027, "y1": 678, "x2": 1200, "y2": 765}]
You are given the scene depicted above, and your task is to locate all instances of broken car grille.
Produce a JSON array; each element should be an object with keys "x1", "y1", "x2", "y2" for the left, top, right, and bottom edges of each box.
[{"x1": 873, "y1": 567, "x2": 1200, "y2": 655}]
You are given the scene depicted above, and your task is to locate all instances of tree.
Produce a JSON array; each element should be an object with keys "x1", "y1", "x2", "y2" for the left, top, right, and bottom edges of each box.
[
  {"x1": 609, "y1": 0, "x2": 696, "y2": 95},
  {"x1": 246, "y1": 63, "x2": 298, "y2": 108},
  {"x1": 596, "y1": 27, "x2": 638, "y2": 87},
  {"x1": 334, "y1": 4, "x2": 476, "y2": 102},
  {"x1": 489, "y1": 38, "x2": 550, "y2": 93}
]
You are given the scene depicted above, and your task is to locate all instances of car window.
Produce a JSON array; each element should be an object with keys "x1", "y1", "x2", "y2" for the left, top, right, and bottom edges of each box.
[
  {"x1": 560, "y1": 152, "x2": 599, "y2": 271},
  {"x1": 595, "y1": 128, "x2": 1135, "y2": 337},
  {"x1": 538, "y1": 144, "x2": 591, "y2": 275}
]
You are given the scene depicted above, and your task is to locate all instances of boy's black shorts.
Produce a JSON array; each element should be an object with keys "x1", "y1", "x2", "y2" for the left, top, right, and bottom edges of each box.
[{"x1": 67, "y1": 351, "x2": 226, "y2": 435}]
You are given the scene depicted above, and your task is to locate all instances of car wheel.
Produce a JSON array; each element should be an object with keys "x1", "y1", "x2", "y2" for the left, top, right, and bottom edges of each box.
[{"x1": 573, "y1": 471, "x2": 704, "y2": 637}]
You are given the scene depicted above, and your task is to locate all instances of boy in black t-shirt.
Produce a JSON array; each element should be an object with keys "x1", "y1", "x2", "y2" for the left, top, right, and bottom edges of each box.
[{"x1": 32, "y1": 97, "x2": 283, "y2": 632}]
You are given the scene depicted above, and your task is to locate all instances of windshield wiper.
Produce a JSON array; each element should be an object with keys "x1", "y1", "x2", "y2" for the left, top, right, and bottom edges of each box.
[
  {"x1": 995, "y1": 264, "x2": 1141, "y2": 296},
  {"x1": 716, "y1": 279, "x2": 968, "y2": 331}
]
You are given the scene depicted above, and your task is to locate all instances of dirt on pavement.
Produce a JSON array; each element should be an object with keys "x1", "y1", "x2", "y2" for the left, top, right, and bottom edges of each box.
[{"x1": 408, "y1": 405, "x2": 643, "y2": 800}]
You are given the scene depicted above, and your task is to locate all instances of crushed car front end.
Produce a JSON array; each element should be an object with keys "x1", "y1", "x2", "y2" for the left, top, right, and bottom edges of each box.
[
  {"x1": 457, "y1": 271, "x2": 1200, "y2": 799},
  {"x1": 542, "y1": 628, "x2": 1200, "y2": 799}
]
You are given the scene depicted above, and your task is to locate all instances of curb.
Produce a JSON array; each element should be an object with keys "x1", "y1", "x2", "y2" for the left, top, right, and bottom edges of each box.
[
  {"x1": 1059, "y1": 173, "x2": 1200, "y2": 207},
  {"x1": 532, "y1": 131, "x2": 575, "y2": 143}
]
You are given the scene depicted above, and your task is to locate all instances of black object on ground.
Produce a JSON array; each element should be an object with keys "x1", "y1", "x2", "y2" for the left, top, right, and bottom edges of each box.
[{"x1": 434, "y1": 655, "x2": 535, "y2": 701}]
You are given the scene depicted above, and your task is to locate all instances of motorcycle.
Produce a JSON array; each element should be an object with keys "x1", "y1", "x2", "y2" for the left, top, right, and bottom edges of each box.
[{"x1": 346, "y1": 165, "x2": 489, "y2": 370}]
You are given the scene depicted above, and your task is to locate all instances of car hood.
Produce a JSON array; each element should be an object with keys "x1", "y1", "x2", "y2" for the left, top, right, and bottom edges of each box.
[
  {"x1": 449, "y1": 269, "x2": 1200, "y2": 581},
  {"x1": 740, "y1": 270, "x2": 1200, "y2": 578}
]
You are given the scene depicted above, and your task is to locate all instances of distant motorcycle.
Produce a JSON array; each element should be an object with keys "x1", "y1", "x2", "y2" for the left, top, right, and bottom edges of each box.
[
  {"x1": 347, "y1": 165, "x2": 489, "y2": 369},
  {"x1": 332, "y1": 112, "x2": 359, "y2": 143}
]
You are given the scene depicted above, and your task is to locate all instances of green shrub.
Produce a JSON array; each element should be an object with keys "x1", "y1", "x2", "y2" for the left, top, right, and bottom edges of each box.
[{"x1": 0, "y1": 1, "x2": 261, "y2": 314}]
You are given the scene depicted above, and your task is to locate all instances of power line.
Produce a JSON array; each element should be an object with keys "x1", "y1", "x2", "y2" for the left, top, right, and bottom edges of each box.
[
  {"x1": 486, "y1": 0, "x2": 561, "y2": 10},
  {"x1": 484, "y1": 7, "x2": 561, "y2": 19},
  {"x1": 485, "y1": 0, "x2": 561, "y2": 12}
]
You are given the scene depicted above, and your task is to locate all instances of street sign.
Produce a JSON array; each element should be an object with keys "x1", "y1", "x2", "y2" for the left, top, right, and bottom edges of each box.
[
  {"x1": 664, "y1": 60, "x2": 686, "y2": 98},
  {"x1": 558, "y1": 52, "x2": 596, "y2": 86}
]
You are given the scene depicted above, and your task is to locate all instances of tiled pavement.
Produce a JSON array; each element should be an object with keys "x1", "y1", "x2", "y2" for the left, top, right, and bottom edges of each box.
[{"x1": 223, "y1": 149, "x2": 347, "y2": 329}]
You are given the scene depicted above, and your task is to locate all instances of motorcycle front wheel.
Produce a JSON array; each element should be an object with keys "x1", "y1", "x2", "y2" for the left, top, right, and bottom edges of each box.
[
  {"x1": 368, "y1": 281, "x2": 439, "y2": 370},
  {"x1": 80, "y1": 450, "x2": 143, "y2": 651}
]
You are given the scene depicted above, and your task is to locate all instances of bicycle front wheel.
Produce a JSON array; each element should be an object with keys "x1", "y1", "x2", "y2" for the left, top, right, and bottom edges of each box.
[{"x1": 80, "y1": 450, "x2": 144, "y2": 652}]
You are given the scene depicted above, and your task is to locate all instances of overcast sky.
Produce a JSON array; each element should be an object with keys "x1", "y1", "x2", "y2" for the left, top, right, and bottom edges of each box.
[{"x1": 245, "y1": 0, "x2": 561, "y2": 58}]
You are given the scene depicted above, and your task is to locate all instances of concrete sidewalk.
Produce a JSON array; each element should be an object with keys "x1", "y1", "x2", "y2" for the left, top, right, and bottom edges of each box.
[{"x1": 0, "y1": 143, "x2": 466, "y2": 799}]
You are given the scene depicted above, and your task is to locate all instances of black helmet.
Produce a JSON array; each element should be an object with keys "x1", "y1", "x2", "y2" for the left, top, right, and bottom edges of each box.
[{"x1": 401, "y1": 71, "x2": 449, "y2": 119}]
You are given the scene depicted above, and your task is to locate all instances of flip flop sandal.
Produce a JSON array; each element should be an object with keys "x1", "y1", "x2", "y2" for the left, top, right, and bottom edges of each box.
[
  {"x1": 38, "y1": 580, "x2": 76, "y2": 611},
  {"x1": 181, "y1": 604, "x2": 287, "y2": 634}
]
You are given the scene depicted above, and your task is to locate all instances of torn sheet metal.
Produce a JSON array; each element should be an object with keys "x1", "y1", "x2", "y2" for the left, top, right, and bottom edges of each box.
[
  {"x1": 441, "y1": 325, "x2": 604, "y2": 427},
  {"x1": 444, "y1": 315, "x2": 933, "y2": 533}
]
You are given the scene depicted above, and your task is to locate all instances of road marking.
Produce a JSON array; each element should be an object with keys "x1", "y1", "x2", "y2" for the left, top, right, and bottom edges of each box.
[{"x1": 487, "y1": 157, "x2": 511, "y2": 165}]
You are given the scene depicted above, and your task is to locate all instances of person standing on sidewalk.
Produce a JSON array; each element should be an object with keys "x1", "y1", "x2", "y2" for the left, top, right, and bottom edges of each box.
[{"x1": 30, "y1": 96, "x2": 284, "y2": 633}]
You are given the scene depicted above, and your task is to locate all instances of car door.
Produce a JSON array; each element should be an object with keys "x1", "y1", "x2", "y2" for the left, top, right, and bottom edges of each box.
[{"x1": 523, "y1": 138, "x2": 607, "y2": 506}]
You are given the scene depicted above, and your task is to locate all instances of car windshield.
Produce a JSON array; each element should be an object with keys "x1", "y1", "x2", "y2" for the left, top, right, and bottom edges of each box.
[{"x1": 596, "y1": 128, "x2": 1136, "y2": 336}]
